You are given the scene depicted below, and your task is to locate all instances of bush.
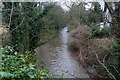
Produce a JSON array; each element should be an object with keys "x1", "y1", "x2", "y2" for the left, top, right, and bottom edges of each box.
[
  {"x1": 113, "y1": 41, "x2": 120, "y2": 75},
  {"x1": 68, "y1": 39, "x2": 80, "y2": 52},
  {"x1": 0, "y1": 46, "x2": 58, "y2": 79},
  {"x1": 90, "y1": 24, "x2": 111, "y2": 38}
]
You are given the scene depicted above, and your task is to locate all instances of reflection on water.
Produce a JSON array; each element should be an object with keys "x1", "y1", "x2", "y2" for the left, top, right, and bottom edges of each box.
[
  {"x1": 60, "y1": 27, "x2": 68, "y2": 44},
  {"x1": 35, "y1": 27, "x2": 89, "y2": 78}
]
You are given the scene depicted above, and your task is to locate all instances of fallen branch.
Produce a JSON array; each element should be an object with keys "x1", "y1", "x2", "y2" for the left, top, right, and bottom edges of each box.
[{"x1": 95, "y1": 53, "x2": 116, "y2": 80}]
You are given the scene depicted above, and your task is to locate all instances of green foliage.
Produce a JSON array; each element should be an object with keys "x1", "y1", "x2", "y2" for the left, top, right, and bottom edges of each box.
[
  {"x1": 89, "y1": 24, "x2": 111, "y2": 38},
  {"x1": 0, "y1": 46, "x2": 58, "y2": 79},
  {"x1": 113, "y1": 41, "x2": 120, "y2": 56},
  {"x1": 93, "y1": 41, "x2": 120, "y2": 79},
  {"x1": 1, "y1": 46, "x2": 14, "y2": 55},
  {"x1": 114, "y1": 2, "x2": 120, "y2": 38},
  {"x1": 87, "y1": 2, "x2": 103, "y2": 24},
  {"x1": 2, "y1": 3, "x2": 66, "y2": 79},
  {"x1": 112, "y1": 41, "x2": 120, "y2": 70},
  {"x1": 2, "y1": 2, "x2": 65, "y2": 53},
  {"x1": 68, "y1": 2, "x2": 87, "y2": 26},
  {"x1": 67, "y1": 2, "x2": 103, "y2": 27},
  {"x1": 105, "y1": 41, "x2": 120, "y2": 79}
]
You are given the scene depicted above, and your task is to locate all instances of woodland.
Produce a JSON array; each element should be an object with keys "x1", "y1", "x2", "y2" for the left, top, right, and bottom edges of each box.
[{"x1": 0, "y1": 1, "x2": 120, "y2": 80}]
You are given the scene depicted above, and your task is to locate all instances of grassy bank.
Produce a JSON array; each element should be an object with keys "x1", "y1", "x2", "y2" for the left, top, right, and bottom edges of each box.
[{"x1": 67, "y1": 25, "x2": 116, "y2": 78}]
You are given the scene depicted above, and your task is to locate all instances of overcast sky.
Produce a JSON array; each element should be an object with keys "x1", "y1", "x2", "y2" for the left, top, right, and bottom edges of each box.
[
  {"x1": 35, "y1": 0, "x2": 96, "y2": 11},
  {"x1": 34, "y1": 0, "x2": 106, "y2": 11}
]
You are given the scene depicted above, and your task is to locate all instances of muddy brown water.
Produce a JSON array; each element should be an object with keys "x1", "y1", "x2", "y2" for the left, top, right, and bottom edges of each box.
[{"x1": 35, "y1": 27, "x2": 89, "y2": 78}]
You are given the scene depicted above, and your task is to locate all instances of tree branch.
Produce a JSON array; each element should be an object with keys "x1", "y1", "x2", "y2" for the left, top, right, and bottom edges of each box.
[
  {"x1": 8, "y1": 2, "x2": 14, "y2": 28},
  {"x1": 104, "y1": 1, "x2": 117, "y2": 24},
  {"x1": 10, "y1": 18, "x2": 25, "y2": 33}
]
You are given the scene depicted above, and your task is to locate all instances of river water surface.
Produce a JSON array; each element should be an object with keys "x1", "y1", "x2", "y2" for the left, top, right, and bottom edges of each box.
[{"x1": 35, "y1": 27, "x2": 89, "y2": 78}]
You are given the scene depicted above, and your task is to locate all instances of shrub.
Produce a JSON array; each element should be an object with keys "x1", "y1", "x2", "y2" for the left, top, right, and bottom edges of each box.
[
  {"x1": 90, "y1": 24, "x2": 111, "y2": 38},
  {"x1": 112, "y1": 41, "x2": 120, "y2": 79},
  {"x1": 0, "y1": 46, "x2": 58, "y2": 79},
  {"x1": 68, "y1": 25, "x2": 92, "y2": 53},
  {"x1": 68, "y1": 39, "x2": 80, "y2": 52}
]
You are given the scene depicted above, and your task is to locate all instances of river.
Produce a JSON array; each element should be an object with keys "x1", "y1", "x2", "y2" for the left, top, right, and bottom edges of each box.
[{"x1": 35, "y1": 27, "x2": 89, "y2": 78}]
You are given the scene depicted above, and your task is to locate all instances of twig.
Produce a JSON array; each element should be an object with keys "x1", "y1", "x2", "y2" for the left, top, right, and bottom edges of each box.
[
  {"x1": 95, "y1": 53, "x2": 116, "y2": 80},
  {"x1": 97, "y1": 74, "x2": 107, "y2": 79},
  {"x1": 62, "y1": 70, "x2": 81, "y2": 79},
  {"x1": 64, "y1": 2, "x2": 71, "y2": 10},
  {"x1": 103, "y1": 54, "x2": 108, "y2": 64},
  {"x1": 10, "y1": 18, "x2": 25, "y2": 33},
  {"x1": 112, "y1": 66, "x2": 120, "y2": 77}
]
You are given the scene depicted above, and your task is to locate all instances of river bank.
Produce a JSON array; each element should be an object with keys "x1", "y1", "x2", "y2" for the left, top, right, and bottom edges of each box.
[{"x1": 67, "y1": 25, "x2": 115, "y2": 78}]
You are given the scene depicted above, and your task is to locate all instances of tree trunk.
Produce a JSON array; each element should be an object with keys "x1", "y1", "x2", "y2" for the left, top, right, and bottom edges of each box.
[{"x1": 104, "y1": 2, "x2": 119, "y2": 38}]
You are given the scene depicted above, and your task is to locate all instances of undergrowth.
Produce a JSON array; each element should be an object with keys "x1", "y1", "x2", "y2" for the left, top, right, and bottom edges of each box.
[
  {"x1": 89, "y1": 24, "x2": 111, "y2": 38},
  {"x1": 0, "y1": 46, "x2": 60, "y2": 79}
]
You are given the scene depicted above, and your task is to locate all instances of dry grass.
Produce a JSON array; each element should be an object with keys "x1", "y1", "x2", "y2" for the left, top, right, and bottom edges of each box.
[
  {"x1": 68, "y1": 25, "x2": 92, "y2": 52},
  {"x1": 68, "y1": 25, "x2": 115, "y2": 78},
  {"x1": 85, "y1": 38, "x2": 115, "y2": 78},
  {"x1": 84, "y1": 38, "x2": 114, "y2": 65}
]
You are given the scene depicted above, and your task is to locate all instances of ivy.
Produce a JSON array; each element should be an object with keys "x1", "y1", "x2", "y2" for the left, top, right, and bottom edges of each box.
[{"x1": 0, "y1": 46, "x2": 58, "y2": 79}]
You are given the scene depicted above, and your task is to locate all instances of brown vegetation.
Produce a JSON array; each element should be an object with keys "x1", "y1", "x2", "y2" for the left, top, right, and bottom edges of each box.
[
  {"x1": 68, "y1": 25, "x2": 92, "y2": 53},
  {"x1": 0, "y1": 25, "x2": 10, "y2": 47},
  {"x1": 68, "y1": 25, "x2": 115, "y2": 78}
]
